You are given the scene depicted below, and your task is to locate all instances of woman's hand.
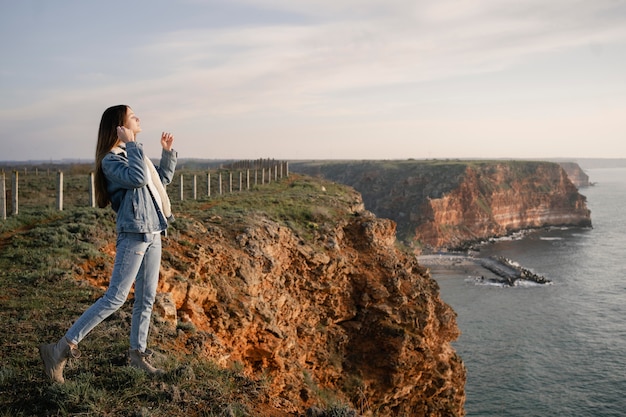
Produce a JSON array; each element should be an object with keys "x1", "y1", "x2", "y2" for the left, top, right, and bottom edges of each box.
[
  {"x1": 161, "y1": 132, "x2": 174, "y2": 151},
  {"x1": 117, "y1": 126, "x2": 135, "y2": 143}
]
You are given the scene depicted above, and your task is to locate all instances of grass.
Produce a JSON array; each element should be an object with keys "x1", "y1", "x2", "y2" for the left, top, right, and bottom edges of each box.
[
  {"x1": 171, "y1": 173, "x2": 358, "y2": 246},
  {"x1": 0, "y1": 170, "x2": 361, "y2": 416}
]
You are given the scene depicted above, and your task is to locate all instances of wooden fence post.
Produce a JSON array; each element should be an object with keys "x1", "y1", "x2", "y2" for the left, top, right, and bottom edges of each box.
[
  {"x1": 11, "y1": 171, "x2": 18, "y2": 216},
  {"x1": 219, "y1": 173, "x2": 222, "y2": 195},
  {"x1": 207, "y1": 172, "x2": 211, "y2": 197},
  {"x1": 229, "y1": 172, "x2": 233, "y2": 193},
  {"x1": 179, "y1": 174, "x2": 184, "y2": 201},
  {"x1": 285, "y1": 161, "x2": 289, "y2": 177},
  {"x1": 56, "y1": 171, "x2": 64, "y2": 211},
  {"x1": 239, "y1": 171, "x2": 242, "y2": 192},
  {"x1": 0, "y1": 172, "x2": 6, "y2": 220},
  {"x1": 262, "y1": 169, "x2": 265, "y2": 185},
  {"x1": 254, "y1": 170, "x2": 258, "y2": 186},
  {"x1": 193, "y1": 175, "x2": 197, "y2": 200},
  {"x1": 88, "y1": 172, "x2": 96, "y2": 208},
  {"x1": 246, "y1": 169, "x2": 250, "y2": 190},
  {"x1": 274, "y1": 165, "x2": 278, "y2": 182}
]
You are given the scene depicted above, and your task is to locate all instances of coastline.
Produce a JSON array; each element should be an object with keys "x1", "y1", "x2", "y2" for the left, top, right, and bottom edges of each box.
[{"x1": 418, "y1": 253, "x2": 550, "y2": 286}]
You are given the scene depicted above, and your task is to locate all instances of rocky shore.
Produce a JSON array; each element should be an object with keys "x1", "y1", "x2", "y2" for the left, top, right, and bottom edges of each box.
[{"x1": 418, "y1": 253, "x2": 550, "y2": 287}]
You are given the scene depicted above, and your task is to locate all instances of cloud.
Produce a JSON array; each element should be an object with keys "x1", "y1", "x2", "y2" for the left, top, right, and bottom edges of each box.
[
  {"x1": 1, "y1": 0, "x2": 626, "y2": 160},
  {"x1": 128, "y1": 0, "x2": 626, "y2": 118}
]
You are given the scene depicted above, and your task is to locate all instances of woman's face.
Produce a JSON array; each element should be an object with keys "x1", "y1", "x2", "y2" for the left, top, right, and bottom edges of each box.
[{"x1": 123, "y1": 108, "x2": 142, "y2": 135}]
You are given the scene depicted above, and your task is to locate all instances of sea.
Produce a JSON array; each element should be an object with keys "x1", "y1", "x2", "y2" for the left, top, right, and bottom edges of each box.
[{"x1": 428, "y1": 167, "x2": 626, "y2": 417}]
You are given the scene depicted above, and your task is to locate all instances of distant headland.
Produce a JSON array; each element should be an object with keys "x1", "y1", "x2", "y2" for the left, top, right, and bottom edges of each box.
[{"x1": 291, "y1": 159, "x2": 592, "y2": 252}]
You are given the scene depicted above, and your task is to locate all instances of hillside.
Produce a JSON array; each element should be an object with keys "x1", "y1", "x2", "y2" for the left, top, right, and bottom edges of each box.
[
  {"x1": 0, "y1": 173, "x2": 465, "y2": 416},
  {"x1": 291, "y1": 160, "x2": 592, "y2": 250}
]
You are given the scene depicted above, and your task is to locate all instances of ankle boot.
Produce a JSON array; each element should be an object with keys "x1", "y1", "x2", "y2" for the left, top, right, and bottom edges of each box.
[
  {"x1": 39, "y1": 337, "x2": 81, "y2": 383},
  {"x1": 128, "y1": 349, "x2": 164, "y2": 375}
]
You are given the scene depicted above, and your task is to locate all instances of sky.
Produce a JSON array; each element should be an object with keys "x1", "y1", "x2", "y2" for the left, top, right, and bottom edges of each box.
[{"x1": 1, "y1": 0, "x2": 625, "y2": 162}]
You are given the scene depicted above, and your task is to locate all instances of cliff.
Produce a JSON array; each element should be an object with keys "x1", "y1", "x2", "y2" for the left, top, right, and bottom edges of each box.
[
  {"x1": 291, "y1": 160, "x2": 592, "y2": 250},
  {"x1": 83, "y1": 175, "x2": 466, "y2": 416},
  {"x1": 558, "y1": 162, "x2": 591, "y2": 187}
]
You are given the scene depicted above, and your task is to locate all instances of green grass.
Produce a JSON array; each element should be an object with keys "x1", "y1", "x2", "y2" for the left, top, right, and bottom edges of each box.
[{"x1": 170, "y1": 173, "x2": 357, "y2": 245}]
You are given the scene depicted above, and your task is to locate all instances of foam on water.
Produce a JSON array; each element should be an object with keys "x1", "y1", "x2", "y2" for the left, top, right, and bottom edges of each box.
[{"x1": 465, "y1": 276, "x2": 552, "y2": 288}]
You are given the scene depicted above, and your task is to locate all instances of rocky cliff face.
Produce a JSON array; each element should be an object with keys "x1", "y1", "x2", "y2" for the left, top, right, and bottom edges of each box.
[
  {"x1": 94, "y1": 176, "x2": 465, "y2": 416},
  {"x1": 558, "y1": 162, "x2": 591, "y2": 187},
  {"x1": 291, "y1": 160, "x2": 592, "y2": 250}
]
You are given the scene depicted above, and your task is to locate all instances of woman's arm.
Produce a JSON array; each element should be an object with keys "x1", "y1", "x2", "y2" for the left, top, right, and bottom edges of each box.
[
  {"x1": 102, "y1": 142, "x2": 149, "y2": 189},
  {"x1": 155, "y1": 132, "x2": 177, "y2": 185}
]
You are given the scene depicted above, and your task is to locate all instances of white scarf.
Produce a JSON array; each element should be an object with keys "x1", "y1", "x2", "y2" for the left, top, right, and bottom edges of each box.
[{"x1": 112, "y1": 146, "x2": 172, "y2": 219}]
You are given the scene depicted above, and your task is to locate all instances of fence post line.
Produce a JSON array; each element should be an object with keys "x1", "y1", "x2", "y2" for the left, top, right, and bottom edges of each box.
[
  {"x1": 88, "y1": 172, "x2": 96, "y2": 208},
  {"x1": 56, "y1": 171, "x2": 64, "y2": 211},
  {"x1": 0, "y1": 172, "x2": 6, "y2": 220},
  {"x1": 193, "y1": 175, "x2": 197, "y2": 200},
  {"x1": 11, "y1": 170, "x2": 18, "y2": 216},
  {"x1": 207, "y1": 172, "x2": 211, "y2": 197},
  {"x1": 179, "y1": 174, "x2": 184, "y2": 201}
]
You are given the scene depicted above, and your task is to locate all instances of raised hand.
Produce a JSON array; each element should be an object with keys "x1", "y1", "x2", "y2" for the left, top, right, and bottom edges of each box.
[{"x1": 161, "y1": 132, "x2": 174, "y2": 151}]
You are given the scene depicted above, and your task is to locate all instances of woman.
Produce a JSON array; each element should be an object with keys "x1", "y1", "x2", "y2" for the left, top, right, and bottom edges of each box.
[{"x1": 39, "y1": 105, "x2": 177, "y2": 383}]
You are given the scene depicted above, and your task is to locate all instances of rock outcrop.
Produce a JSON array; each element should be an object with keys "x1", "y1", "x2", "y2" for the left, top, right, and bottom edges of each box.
[
  {"x1": 558, "y1": 162, "x2": 591, "y2": 188},
  {"x1": 144, "y1": 176, "x2": 466, "y2": 416},
  {"x1": 418, "y1": 254, "x2": 550, "y2": 287},
  {"x1": 291, "y1": 160, "x2": 592, "y2": 251}
]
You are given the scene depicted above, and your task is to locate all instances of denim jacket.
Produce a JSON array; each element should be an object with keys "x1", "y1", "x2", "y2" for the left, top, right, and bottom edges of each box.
[{"x1": 102, "y1": 141, "x2": 177, "y2": 234}]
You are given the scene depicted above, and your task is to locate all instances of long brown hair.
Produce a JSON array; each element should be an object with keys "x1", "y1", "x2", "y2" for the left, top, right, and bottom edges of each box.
[{"x1": 94, "y1": 105, "x2": 129, "y2": 208}]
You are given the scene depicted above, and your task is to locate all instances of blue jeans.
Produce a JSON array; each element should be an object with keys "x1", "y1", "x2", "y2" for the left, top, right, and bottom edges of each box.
[{"x1": 65, "y1": 232, "x2": 162, "y2": 352}]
